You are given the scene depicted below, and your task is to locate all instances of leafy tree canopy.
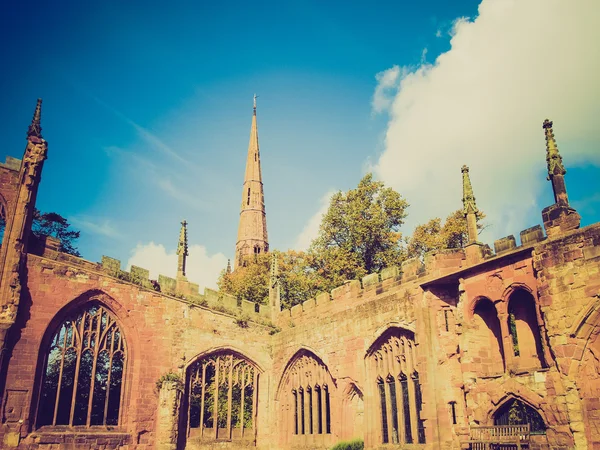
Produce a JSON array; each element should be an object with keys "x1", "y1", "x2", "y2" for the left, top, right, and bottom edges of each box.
[
  {"x1": 308, "y1": 173, "x2": 408, "y2": 290},
  {"x1": 406, "y1": 209, "x2": 486, "y2": 260},
  {"x1": 31, "y1": 208, "x2": 81, "y2": 257}
]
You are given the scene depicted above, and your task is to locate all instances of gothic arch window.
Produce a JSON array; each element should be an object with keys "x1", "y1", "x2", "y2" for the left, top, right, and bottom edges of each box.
[
  {"x1": 493, "y1": 398, "x2": 546, "y2": 435},
  {"x1": 187, "y1": 351, "x2": 259, "y2": 443},
  {"x1": 278, "y1": 350, "x2": 334, "y2": 445},
  {"x1": 471, "y1": 298, "x2": 505, "y2": 374},
  {"x1": 36, "y1": 303, "x2": 126, "y2": 427},
  {"x1": 367, "y1": 328, "x2": 426, "y2": 445},
  {"x1": 507, "y1": 289, "x2": 546, "y2": 368}
]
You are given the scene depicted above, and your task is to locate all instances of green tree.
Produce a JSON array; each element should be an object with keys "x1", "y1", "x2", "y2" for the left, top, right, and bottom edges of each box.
[
  {"x1": 308, "y1": 173, "x2": 408, "y2": 290},
  {"x1": 406, "y1": 209, "x2": 486, "y2": 260},
  {"x1": 217, "y1": 250, "x2": 323, "y2": 309},
  {"x1": 31, "y1": 208, "x2": 81, "y2": 257}
]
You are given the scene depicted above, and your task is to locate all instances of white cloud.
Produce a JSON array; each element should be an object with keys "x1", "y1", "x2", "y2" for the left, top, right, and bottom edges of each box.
[
  {"x1": 126, "y1": 242, "x2": 227, "y2": 290},
  {"x1": 373, "y1": 0, "x2": 600, "y2": 243},
  {"x1": 70, "y1": 216, "x2": 121, "y2": 238},
  {"x1": 294, "y1": 190, "x2": 336, "y2": 251},
  {"x1": 372, "y1": 66, "x2": 401, "y2": 114}
]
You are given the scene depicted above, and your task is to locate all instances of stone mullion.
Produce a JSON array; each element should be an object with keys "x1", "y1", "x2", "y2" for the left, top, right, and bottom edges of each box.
[
  {"x1": 51, "y1": 337, "x2": 69, "y2": 425},
  {"x1": 384, "y1": 379, "x2": 394, "y2": 443},
  {"x1": 214, "y1": 357, "x2": 220, "y2": 439},
  {"x1": 395, "y1": 377, "x2": 404, "y2": 444},
  {"x1": 69, "y1": 313, "x2": 87, "y2": 426},
  {"x1": 252, "y1": 368, "x2": 258, "y2": 437},
  {"x1": 226, "y1": 355, "x2": 233, "y2": 439},
  {"x1": 240, "y1": 366, "x2": 246, "y2": 438},
  {"x1": 86, "y1": 315, "x2": 102, "y2": 426},
  {"x1": 102, "y1": 330, "x2": 116, "y2": 425},
  {"x1": 312, "y1": 386, "x2": 319, "y2": 435}
]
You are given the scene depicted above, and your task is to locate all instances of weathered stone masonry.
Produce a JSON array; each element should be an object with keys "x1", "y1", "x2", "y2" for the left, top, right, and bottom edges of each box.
[{"x1": 0, "y1": 101, "x2": 598, "y2": 449}]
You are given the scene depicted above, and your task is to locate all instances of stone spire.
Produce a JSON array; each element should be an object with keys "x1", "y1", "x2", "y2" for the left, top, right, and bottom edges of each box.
[
  {"x1": 462, "y1": 165, "x2": 479, "y2": 244},
  {"x1": 543, "y1": 119, "x2": 569, "y2": 207},
  {"x1": 234, "y1": 95, "x2": 269, "y2": 269},
  {"x1": 27, "y1": 98, "x2": 43, "y2": 139},
  {"x1": 176, "y1": 220, "x2": 188, "y2": 279}
]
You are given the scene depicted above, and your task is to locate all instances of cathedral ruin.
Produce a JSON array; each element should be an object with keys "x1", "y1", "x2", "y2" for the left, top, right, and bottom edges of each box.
[{"x1": 0, "y1": 99, "x2": 598, "y2": 449}]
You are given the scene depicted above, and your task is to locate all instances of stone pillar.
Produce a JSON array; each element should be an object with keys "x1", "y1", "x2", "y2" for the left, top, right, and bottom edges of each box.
[{"x1": 156, "y1": 380, "x2": 183, "y2": 450}]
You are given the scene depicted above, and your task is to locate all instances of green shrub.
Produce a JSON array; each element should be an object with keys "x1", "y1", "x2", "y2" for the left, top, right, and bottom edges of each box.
[{"x1": 330, "y1": 439, "x2": 364, "y2": 450}]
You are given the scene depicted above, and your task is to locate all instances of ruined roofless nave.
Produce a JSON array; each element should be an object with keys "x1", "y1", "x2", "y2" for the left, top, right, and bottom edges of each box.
[{"x1": 0, "y1": 99, "x2": 599, "y2": 450}]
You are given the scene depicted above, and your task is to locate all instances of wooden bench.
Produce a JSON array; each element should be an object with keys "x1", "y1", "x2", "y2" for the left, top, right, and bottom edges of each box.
[{"x1": 463, "y1": 424, "x2": 530, "y2": 450}]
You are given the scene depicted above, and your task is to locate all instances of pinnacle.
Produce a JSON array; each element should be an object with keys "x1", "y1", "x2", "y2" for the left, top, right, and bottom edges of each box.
[{"x1": 27, "y1": 98, "x2": 43, "y2": 139}]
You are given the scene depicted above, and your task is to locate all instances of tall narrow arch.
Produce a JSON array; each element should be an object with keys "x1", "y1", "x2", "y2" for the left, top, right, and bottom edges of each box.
[
  {"x1": 35, "y1": 301, "x2": 127, "y2": 428},
  {"x1": 507, "y1": 288, "x2": 546, "y2": 369},
  {"x1": 277, "y1": 349, "x2": 335, "y2": 447},
  {"x1": 184, "y1": 349, "x2": 260, "y2": 444},
  {"x1": 470, "y1": 297, "x2": 505, "y2": 375},
  {"x1": 365, "y1": 327, "x2": 426, "y2": 445}
]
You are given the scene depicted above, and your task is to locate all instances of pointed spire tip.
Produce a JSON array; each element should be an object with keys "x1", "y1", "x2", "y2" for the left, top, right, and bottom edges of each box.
[{"x1": 27, "y1": 98, "x2": 43, "y2": 139}]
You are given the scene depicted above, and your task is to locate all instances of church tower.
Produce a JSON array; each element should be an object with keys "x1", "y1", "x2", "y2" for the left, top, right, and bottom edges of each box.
[{"x1": 234, "y1": 95, "x2": 269, "y2": 269}]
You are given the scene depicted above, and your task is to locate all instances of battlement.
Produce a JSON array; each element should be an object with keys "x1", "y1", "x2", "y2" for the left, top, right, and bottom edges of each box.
[
  {"x1": 0, "y1": 156, "x2": 21, "y2": 172},
  {"x1": 275, "y1": 223, "x2": 550, "y2": 326}
]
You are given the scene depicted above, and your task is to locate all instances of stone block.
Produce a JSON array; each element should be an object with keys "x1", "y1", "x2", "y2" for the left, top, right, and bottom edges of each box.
[
  {"x1": 222, "y1": 294, "x2": 238, "y2": 311},
  {"x1": 381, "y1": 266, "x2": 399, "y2": 281},
  {"x1": 302, "y1": 298, "x2": 316, "y2": 310},
  {"x1": 316, "y1": 292, "x2": 331, "y2": 305},
  {"x1": 101, "y1": 256, "x2": 121, "y2": 275},
  {"x1": 520, "y1": 225, "x2": 545, "y2": 246},
  {"x1": 259, "y1": 304, "x2": 270, "y2": 317},
  {"x1": 130, "y1": 265, "x2": 150, "y2": 281},
  {"x1": 241, "y1": 299, "x2": 255, "y2": 315},
  {"x1": 362, "y1": 273, "x2": 380, "y2": 288},
  {"x1": 291, "y1": 303, "x2": 303, "y2": 317},
  {"x1": 583, "y1": 246, "x2": 600, "y2": 260},
  {"x1": 494, "y1": 235, "x2": 517, "y2": 254},
  {"x1": 402, "y1": 257, "x2": 422, "y2": 282},
  {"x1": 158, "y1": 275, "x2": 177, "y2": 294}
]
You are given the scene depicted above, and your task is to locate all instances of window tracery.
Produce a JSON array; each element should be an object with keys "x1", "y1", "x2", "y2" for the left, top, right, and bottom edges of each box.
[
  {"x1": 37, "y1": 303, "x2": 126, "y2": 427},
  {"x1": 279, "y1": 351, "x2": 334, "y2": 444},
  {"x1": 368, "y1": 329, "x2": 426, "y2": 445},
  {"x1": 187, "y1": 352, "x2": 258, "y2": 442}
]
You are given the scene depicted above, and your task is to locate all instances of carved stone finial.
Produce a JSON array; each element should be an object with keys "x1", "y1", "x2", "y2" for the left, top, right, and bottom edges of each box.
[
  {"x1": 253, "y1": 94, "x2": 257, "y2": 114},
  {"x1": 176, "y1": 220, "x2": 189, "y2": 278},
  {"x1": 461, "y1": 165, "x2": 478, "y2": 216},
  {"x1": 226, "y1": 259, "x2": 232, "y2": 275},
  {"x1": 543, "y1": 119, "x2": 566, "y2": 179},
  {"x1": 27, "y1": 98, "x2": 43, "y2": 140}
]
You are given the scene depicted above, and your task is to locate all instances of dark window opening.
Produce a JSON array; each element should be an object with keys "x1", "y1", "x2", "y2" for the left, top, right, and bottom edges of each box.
[
  {"x1": 494, "y1": 399, "x2": 546, "y2": 435},
  {"x1": 300, "y1": 388, "x2": 305, "y2": 434},
  {"x1": 387, "y1": 376, "x2": 399, "y2": 444},
  {"x1": 378, "y1": 379, "x2": 388, "y2": 443},
  {"x1": 413, "y1": 371, "x2": 426, "y2": 444},
  {"x1": 316, "y1": 385, "x2": 322, "y2": 434},
  {"x1": 444, "y1": 309, "x2": 450, "y2": 332},
  {"x1": 400, "y1": 373, "x2": 412, "y2": 444},
  {"x1": 325, "y1": 385, "x2": 331, "y2": 434},
  {"x1": 308, "y1": 387, "x2": 313, "y2": 434},
  {"x1": 293, "y1": 390, "x2": 298, "y2": 435},
  {"x1": 247, "y1": 188, "x2": 250, "y2": 205},
  {"x1": 450, "y1": 401, "x2": 457, "y2": 425},
  {"x1": 37, "y1": 303, "x2": 126, "y2": 428}
]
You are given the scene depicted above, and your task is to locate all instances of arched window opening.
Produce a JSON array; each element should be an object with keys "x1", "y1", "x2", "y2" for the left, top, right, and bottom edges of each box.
[
  {"x1": 278, "y1": 351, "x2": 334, "y2": 445},
  {"x1": 413, "y1": 371, "x2": 426, "y2": 444},
  {"x1": 367, "y1": 328, "x2": 425, "y2": 445},
  {"x1": 387, "y1": 375, "x2": 400, "y2": 444},
  {"x1": 187, "y1": 352, "x2": 259, "y2": 442},
  {"x1": 472, "y1": 298, "x2": 505, "y2": 374},
  {"x1": 494, "y1": 399, "x2": 546, "y2": 435},
  {"x1": 247, "y1": 188, "x2": 251, "y2": 205},
  {"x1": 0, "y1": 203, "x2": 6, "y2": 247},
  {"x1": 37, "y1": 303, "x2": 126, "y2": 428},
  {"x1": 507, "y1": 289, "x2": 546, "y2": 368}
]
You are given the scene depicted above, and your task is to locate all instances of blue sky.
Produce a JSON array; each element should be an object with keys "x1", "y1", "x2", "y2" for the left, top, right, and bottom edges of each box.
[{"x1": 1, "y1": 0, "x2": 599, "y2": 289}]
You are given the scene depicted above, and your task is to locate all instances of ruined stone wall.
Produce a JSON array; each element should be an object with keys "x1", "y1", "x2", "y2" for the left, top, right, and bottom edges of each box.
[
  {"x1": 533, "y1": 223, "x2": 600, "y2": 449},
  {"x1": 0, "y1": 252, "x2": 273, "y2": 450}
]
